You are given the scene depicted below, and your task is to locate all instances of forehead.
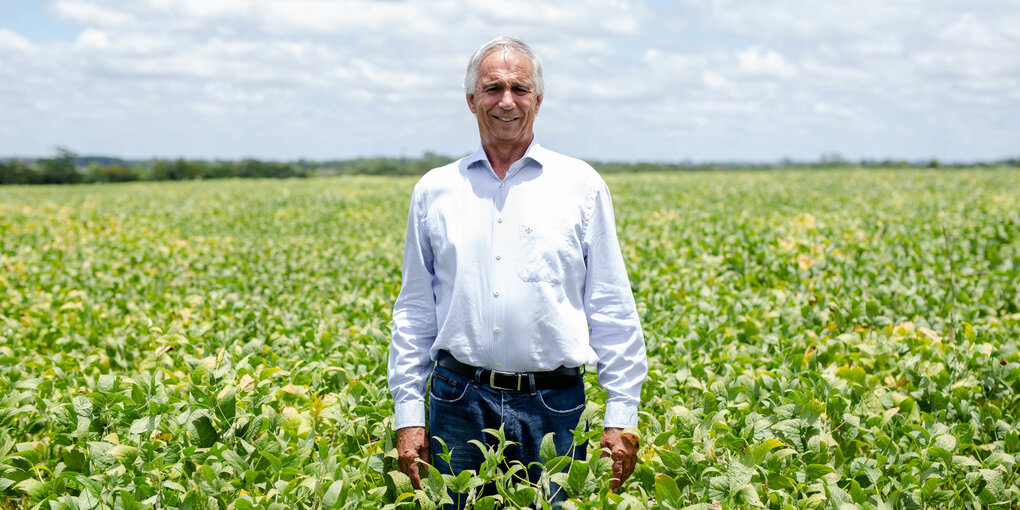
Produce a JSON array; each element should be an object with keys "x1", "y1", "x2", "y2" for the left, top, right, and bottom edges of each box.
[{"x1": 477, "y1": 50, "x2": 534, "y2": 84}]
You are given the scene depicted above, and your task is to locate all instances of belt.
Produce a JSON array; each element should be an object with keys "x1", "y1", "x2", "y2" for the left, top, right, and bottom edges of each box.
[{"x1": 436, "y1": 350, "x2": 582, "y2": 392}]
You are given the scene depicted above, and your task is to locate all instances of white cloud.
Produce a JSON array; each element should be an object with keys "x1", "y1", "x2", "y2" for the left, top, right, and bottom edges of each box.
[
  {"x1": 0, "y1": 0, "x2": 1016, "y2": 161},
  {"x1": 735, "y1": 47, "x2": 797, "y2": 79},
  {"x1": 55, "y1": 0, "x2": 138, "y2": 27},
  {"x1": 0, "y1": 28, "x2": 35, "y2": 53},
  {"x1": 703, "y1": 71, "x2": 732, "y2": 88},
  {"x1": 74, "y1": 27, "x2": 110, "y2": 50}
]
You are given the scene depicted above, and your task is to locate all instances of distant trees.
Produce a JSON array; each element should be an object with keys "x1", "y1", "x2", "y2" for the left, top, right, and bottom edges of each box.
[
  {"x1": 38, "y1": 147, "x2": 81, "y2": 184},
  {"x1": 4, "y1": 147, "x2": 1017, "y2": 187},
  {"x1": 0, "y1": 148, "x2": 312, "y2": 185},
  {"x1": 85, "y1": 162, "x2": 140, "y2": 182},
  {"x1": 151, "y1": 159, "x2": 202, "y2": 181},
  {"x1": 0, "y1": 160, "x2": 39, "y2": 184}
]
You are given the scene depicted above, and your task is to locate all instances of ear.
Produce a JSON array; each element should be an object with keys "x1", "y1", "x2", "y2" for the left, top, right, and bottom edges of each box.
[
  {"x1": 535, "y1": 94, "x2": 543, "y2": 113},
  {"x1": 466, "y1": 93, "x2": 477, "y2": 114}
]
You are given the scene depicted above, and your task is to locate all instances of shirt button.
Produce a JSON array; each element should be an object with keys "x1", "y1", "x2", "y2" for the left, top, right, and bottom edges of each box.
[
  {"x1": 493, "y1": 290, "x2": 500, "y2": 297},
  {"x1": 493, "y1": 327, "x2": 500, "y2": 334},
  {"x1": 495, "y1": 254, "x2": 502, "y2": 260},
  {"x1": 499, "y1": 182, "x2": 504, "y2": 188},
  {"x1": 495, "y1": 363, "x2": 501, "y2": 368},
  {"x1": 497, "y1": 217, "x2": 503, "y2": 223}
]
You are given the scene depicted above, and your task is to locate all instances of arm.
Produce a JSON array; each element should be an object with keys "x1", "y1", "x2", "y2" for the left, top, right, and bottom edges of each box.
[
  {"x1": 388, "y1": 187, "x2": 438, "y2": 488},
  {"x1": 581, "y1": 180, "x2": 647, "y2": 489}
]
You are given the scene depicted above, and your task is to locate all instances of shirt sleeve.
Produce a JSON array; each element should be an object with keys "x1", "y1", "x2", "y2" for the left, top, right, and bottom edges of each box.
[
  {"x1": 388, "y1": 186, "x2": 438, "y2": 430},
  {"x1": 582, "y1": 179, "x2": 647, "y2": 429}
]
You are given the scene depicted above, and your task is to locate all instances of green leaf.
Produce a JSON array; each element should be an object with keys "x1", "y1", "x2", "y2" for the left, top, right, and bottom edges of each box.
[
  {"x1": 129, "y1": 415, "x2": 159, "y2": 435},
  {"x1": 733, "y1": 484, "x2": 762, "y2": 506},
  {"x1": 658, "y1": 448, "x2": 685, "y2": 470},
  {"x1": 979, "y1": 469, "x2": 1004, "y2": 500},
  {"x1": 118, "y1": 489, "x2": 138, "y2": 510},
  {"x1": 881, "y1": 407, "x2": 899, "y2": 427},
  {"x1": 654, "y1": 473, "x2": 682, "y2": 507},
  {"x1": 424, "y1": 462, "x2": 447, "y2": 501},
  {"x1": 932, "y1": 433, "x2": 957, "y2": 451},
  {"x1": 727, "y1": 460, "x2": 754, "y2": 489},
  {"x1": 221, "y1": 449, "x2": 249, "y2": 474},
  {"x1": 73, "y1": 396, "x2": 93, "y2": 418},
  {"x1": 507, "y1": 486, "x2": 536, "y2": 508},
  {"x1": 767, "y1": 475, "x2": 795, "y2": 490},
  {"x1": 835, "y1": 365, "x2": 866, "y2": 386},
  {"x1": 106, "y1": 444, "x2": 138, "y2": 463},
  {"x1": 866, "y1": 300, "x2": 879, "y2": 318},
  {"x1": 217, "y1": 387, "x2": 236, "y2": 420},
  {"x1": 564, "y1": 459, "x2": 589, "y2": 498},
  {"x1": 544, "y1": 454, "x2": 572, "y2": 476},
  {"x1": 189, "y1": 416, "x2": 218, "y2": 448},
  {"x1": 539, "y1": 432, "x2": 557, "y2": 463},
  {"x1": 806, "y1": 464, "x2": 835, "y2": 480},
  {"x1": 322, "y1": 479, "x2": 344, "y2": 508},
  {"x1": 386, "y1": 470, "x2": 414, "y2": 499},
  {"x1": 97, "y1": 374, "x2": 116, "y2": 393},
  {"x1": 446, "y1": 470, "x2": 483, "y2": 494},
  {"x1": 748, "y1": 438, "x2": 787, "y2": 464},
  {"x1": 15, "y1": 478, "x2": 47, "y2": 502},
  {"x1": 473, "y1": 495, "x2": 501, "y2": 510}
]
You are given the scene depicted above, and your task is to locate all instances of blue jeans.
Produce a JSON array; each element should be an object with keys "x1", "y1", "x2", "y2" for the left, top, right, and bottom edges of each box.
[{"x1": 428, "y1": 363, "x2": 587, "y2": 509}]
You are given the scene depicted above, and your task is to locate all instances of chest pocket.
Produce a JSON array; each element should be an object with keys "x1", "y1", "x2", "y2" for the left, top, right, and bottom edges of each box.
[{"x1": 517, "y1": 225, "x2": 572, "y2": 284}]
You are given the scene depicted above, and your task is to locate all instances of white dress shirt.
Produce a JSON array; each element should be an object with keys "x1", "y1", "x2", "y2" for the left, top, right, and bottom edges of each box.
[{"x1": 388, "y1": 142, "x2": 647, "y2": 430}]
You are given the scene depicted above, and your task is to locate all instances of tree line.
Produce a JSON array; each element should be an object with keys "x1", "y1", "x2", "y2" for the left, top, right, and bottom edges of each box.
[
  {"x1": 2, "y1": 147, "x2": 1017, "y2": 186},
  {"x1": 0, "y1": 148, "x2": 311, "y2": 185}
]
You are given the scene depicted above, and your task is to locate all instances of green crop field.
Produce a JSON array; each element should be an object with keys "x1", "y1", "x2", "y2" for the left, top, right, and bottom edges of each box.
[{"x1": 1, "y1": 168, "x2": 1018, "y2": 509}]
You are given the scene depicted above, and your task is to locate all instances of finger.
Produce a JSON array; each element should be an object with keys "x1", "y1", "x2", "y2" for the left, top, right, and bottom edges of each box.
[
  {"x1": 600, "y1": 434, "x2": 613, "y2": 456},
  {"x1": 408, "y1": 460, "x2": 421, "y2": 490},
  {"x1": 621, "y1": 456, "x2": 636, "y2": 484}
]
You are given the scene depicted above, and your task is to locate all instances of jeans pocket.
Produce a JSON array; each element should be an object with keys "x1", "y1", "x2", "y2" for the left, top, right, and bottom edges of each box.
[
  {"x1": 429, "y1": 369, "x2": 470, "y2": 404},
  {"x1": 535, "y1": 385, "x2": 585, "y2": 415}
]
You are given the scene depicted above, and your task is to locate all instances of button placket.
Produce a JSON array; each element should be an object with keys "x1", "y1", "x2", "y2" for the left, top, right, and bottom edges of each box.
[{"x1": 490, "y1": 177, "x2": 508, "y2": 359}]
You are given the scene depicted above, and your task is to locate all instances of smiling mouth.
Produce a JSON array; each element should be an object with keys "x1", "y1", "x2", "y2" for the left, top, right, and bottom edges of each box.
[{"x1": 495, "y1": 115, "x2": 518, "y2": 122}]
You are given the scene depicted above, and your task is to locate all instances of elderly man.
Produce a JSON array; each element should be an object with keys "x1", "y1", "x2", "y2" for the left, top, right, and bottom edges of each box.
[{"x1": 388, "y1": 36, "x2": 646, "y2": 505}]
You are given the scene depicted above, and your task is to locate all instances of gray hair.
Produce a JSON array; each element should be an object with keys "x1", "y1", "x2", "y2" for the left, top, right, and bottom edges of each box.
[{"x1": 464, "y1": 36, "x2": 544, "y2": 95}]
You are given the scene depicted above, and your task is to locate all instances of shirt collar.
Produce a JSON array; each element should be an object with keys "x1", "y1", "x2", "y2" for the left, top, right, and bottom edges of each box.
[{"x1": 465, "y1": 140, "x2": 548, "y2": 175}]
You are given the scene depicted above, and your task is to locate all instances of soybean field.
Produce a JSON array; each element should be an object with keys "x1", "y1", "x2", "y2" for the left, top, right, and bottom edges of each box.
[{"x1": 1, "y1": 168, "x2": 1018, "y2": 509}]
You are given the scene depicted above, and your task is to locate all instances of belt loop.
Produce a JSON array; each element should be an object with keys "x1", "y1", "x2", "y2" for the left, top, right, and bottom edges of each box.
[
  {"x1": 473, "y1": 368, "x2": 483, "y2": 386},
  {"x1": 527, "y1": 373, "x2": 536, "y2": 394}
]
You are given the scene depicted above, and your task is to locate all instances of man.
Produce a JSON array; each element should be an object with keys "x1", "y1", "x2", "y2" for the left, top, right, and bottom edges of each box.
[{"x1": 388, "y1": 36, "x2": 646, "y2": 505}]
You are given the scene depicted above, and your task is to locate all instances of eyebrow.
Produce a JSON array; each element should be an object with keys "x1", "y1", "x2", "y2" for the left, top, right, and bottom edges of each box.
[{"x1": 480, "y1": 80, "x2": 533, "y2": 90}]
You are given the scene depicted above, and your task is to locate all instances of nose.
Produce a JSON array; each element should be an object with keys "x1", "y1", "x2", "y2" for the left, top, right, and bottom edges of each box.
[{"x1": 498, "y1": 89, "x2": 514, "y2": 110}]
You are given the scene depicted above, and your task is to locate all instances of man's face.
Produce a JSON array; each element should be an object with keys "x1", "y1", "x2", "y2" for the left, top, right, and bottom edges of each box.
[{"x1": 467, "y1": 50, "x2": 543, "y2": 149}]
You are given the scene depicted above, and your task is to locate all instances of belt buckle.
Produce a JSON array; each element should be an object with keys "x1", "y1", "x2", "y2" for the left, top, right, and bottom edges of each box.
[{"x1": 489, "y1": 370, "x2": 521, "y2": 391}]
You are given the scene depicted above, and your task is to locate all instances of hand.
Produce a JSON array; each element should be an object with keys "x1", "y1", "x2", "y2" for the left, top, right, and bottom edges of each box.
[
  {"x1": 600, "y1": 427, "x2": 639, "y2": 491},
  {"x1": 396, "y1": 426, "x2": 430, "y2": 490}
]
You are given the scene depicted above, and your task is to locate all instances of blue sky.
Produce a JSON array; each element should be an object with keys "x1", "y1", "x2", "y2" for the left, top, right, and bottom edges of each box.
[{"x1": 1, "y1": 0, "x2": 1017, "y2": 163}]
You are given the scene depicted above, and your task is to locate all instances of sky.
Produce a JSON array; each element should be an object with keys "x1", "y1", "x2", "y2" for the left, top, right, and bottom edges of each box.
[{"x1": 0, "y1": 0, "x2": 1018, "y2": 163}]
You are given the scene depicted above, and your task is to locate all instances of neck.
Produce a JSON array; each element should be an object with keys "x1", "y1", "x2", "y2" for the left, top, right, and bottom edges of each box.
[{"x1": 481, "y1": 136, "x2": 533, "y2": 179}]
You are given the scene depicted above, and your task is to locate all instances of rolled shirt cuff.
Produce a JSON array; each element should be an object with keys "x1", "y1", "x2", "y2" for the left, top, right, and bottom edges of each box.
[
  {"x1": 394, "y1": 400, "x2": 426, "y2": 430},
  {"x1": 603, "y1": 400, "x2": 639, "y2": 429}
]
